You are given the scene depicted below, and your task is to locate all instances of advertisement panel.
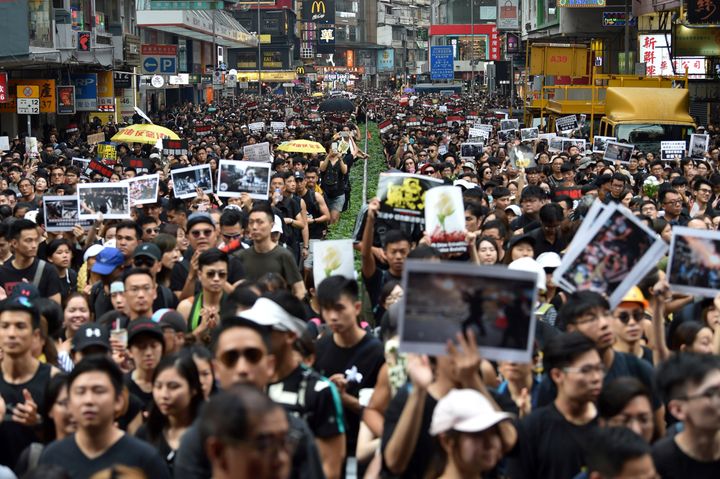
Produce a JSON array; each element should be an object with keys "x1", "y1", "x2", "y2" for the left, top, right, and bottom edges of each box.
[
  {"x1": 0, "y1": 79, "x2": 56, "y2": 113},
  {"x1": 377, "y1": 49, "x2": 394, "y2": 72},
  {"x1": 674, "y1": 24, "x2": 720, "y2": 57},
  {"x1": 497, "y1": 0, "x2": 519, "y2": 30},
  {"x1": 57, "y1": 86, "x2": 76, "y2": 115},
  {"x1": 70, "y1": 73, "x2": 98, "y2": 111},
  {"x1": 302, "y1": 0, "x2": 335, "y2": 23},
  {"x1": 97, "y1": 71, "x2": 115, "y2": 112},
  {"x1": 639, "y1": 34, "x2": 706, "y2": 77}
]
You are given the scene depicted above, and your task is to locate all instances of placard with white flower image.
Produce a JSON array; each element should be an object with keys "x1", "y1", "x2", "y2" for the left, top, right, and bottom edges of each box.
[
  {"x1": 312, "y1": 239, "x2": 355, "y2": 288},
  {"x1": 425, "y1": 186, "x2": 466, "y2": 254}
]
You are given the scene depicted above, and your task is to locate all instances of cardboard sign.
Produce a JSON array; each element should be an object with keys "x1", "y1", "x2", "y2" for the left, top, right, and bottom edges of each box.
[{"x1": 87, "y1": 132, "x2": 105, "y2": 145}]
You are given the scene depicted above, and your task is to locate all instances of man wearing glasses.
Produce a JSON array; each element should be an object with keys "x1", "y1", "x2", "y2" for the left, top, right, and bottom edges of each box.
[
  {"x1": 611, "y1": 287, "x2": 653, "y2": 365},
  {"x1": 690, "y1": 178, "x2": 717, "y2": 218},
  {"x1": 659, "y1": 189, "x2": 689, "y2": 226},
  {"x1": 653, "y1": 353, "x2": 720, "y2": 477},
  {"x1": 131, "y1": 243, "x2": 177, "y2": 311}
]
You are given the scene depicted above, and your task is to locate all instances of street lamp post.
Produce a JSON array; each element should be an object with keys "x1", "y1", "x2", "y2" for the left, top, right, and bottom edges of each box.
[
  {"x1": 470, "y1": 0, "x2": 475, "y2": 95},
  {"x1": 257, "y1": 0, "x2": 262, "y2": 95}
]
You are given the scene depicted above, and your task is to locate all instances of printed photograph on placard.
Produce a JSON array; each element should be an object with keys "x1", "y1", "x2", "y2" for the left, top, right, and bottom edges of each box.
[
  {"x1": 689, "y1": 134, "x2": 709, "y2": 159},
  {"x1": 377, "y1": 172, "x2": 443, "y2": 224},
  {"x1": 562, "y1": 139, "x2": 587, "y2": 154},
  {"x1": 497, "y1": 129, "x2": 518, "y2": 143},
  {"x1": 460, "y1": 142, "x2": 485, "y2": 160},
  {"x1": 78, "y1": 183, "x2": 131, "y2": 220},
  {"x1": 509, "y1": 143, "x2": 537, "y2": 169},
  {"x1": 520, "y1": 127, "x2": 539, "y2": 141},
  {"x1": 170, "y1": 164, "x2": 214, "y2": 199},
  {"x1": 667, "y1": 227, "x2": 720, "y2": 298},
  {"x1": 312, "y1": 239, "x2": 355, "y2": 288},
  {"x1": 592, "y1": 136, "x2": 617, "y2": 153},
  {"x1": 398, "y1": 261, "x2": 538, "y2": 363},
  {"x1": 500, "y1": 119, "x2": 519, "y2": 131},
  {"x1": 217, "y1": 160, "x2": 271, "y2": 200},
  {"x1": 126, "y1": 174, "x2": 159, "y2": 206},
  {"x1": 603, "y1": 141, "x2": 635, "y2": 163},
  {"x1": 43, "y1": 196, "x2": 92, "y2": 232},
  {"x1": 548, "y1": 136, "x2": 564, "y2": 152},
  {"x1": 425, "y1": 186, "x2": 466, "y2": 254}
]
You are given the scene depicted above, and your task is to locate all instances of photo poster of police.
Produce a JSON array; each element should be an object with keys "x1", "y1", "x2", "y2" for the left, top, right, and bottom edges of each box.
[
  {"x1": 377, "y1": 172, "x2": 443, "y2": 225},
  {"x1": 520, "y1": 127, "x2": 539, "y2": 141},
  {"x1": 171, "y1": 164, "x2": 214, "y2": 199},
  {"x1": 126, "y1": 174, "x2": 160, "y2": 206},
  {"x1": 603, "y1": 140, "x2": 635, "y2": 164},
  {"x1": 43, "y1": 195, "x2": 92, "y2": 232},
  {"x1": 592, "y1": 136, "x2": 617, "y2": 153},
  {"x1": 497, "y1": 128, "x2": 518, "y2": 144},
  {"x1": 553, "y1": 203, "x2": 668, "y2": 308},
  {"x1": 243, "y1": 141, "x2": 272, "y2": 162},
  {"x1": 460, "y1": 142, "x2": 485, "y2": 160},
  {"x1": 661, "y1": 141, "x2": 687, "y2": 161},
  {"x1": 217, "y1": 159, "x2": 271, "y2": 200},
  {"x1": 562, "y1": 138, "x2": 587, "y2": 154},
  {"x1": 77, "y1": 183, "x2": 131, "y2": 220},
  {"x1": 667, "y1": 226, "x2": 720, "y2": 298},
  {"x1": 689, "y1": 133, "x2": 710, "y2": 159},
  {"x1": 500, "y1": 118, "x2": 520, "y2": 131},
  {"x1": 397, "y1": 260, "x2": 538, "y2": 364}
]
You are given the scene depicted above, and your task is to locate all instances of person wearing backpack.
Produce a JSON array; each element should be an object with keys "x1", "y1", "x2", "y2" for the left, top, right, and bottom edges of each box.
[{"x1": 319, "y1": 150, "x2": 348, "y2": 224}]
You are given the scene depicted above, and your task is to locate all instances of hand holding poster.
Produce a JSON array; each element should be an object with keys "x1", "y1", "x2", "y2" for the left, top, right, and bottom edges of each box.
[
  {"x1": 78, "y1": 183, "x2": 131, "y2": 220},
  {"x1": 171, "y1": 165, "x2": 214, "y2": 199},
  {"x1": 667, "y1": 227, "x2": 720, "y2": 298},
  {"x1": 660, "y1": 141, "x2": 686, "y2": 161},
  {"x1": 217, "y1": 160, "x2": 271, "y2": 200},
  {"x1": 398, "y1": 260, "x2": 538, "y2": 363},
  {"x1": 555, "y1": 115, "x2": 579, "y2": 135},
  {"x1": 312, "y1": 239, "x2": 355, "y2": 288},
  {"x1": 425, "y1": 186, "x2": 466, "y2": 254},
  {"x1": 509, "y1": 144, "x2": 537, "y2": 169},
  {"x1": 592, "y1": 136, "x2": 616, "y2": 153},
  {"x1": 377, "y1": 172, "x2": 443, "y2": 225},
  {"x1": 520, "y1": 127, "x2": 539, "y2": 141},
  {"x1": 126, "y1": 174, "x2": 160, "y2": 206},
  {"x1": 689, "y1": 134, "x2": 709, "y2": 159},
  {"x1": 87, "y1": 132, "x2": 105, "y2": 145},
  {"x1": 603, "y1": 141, "x2": 634, "y2": 164}
]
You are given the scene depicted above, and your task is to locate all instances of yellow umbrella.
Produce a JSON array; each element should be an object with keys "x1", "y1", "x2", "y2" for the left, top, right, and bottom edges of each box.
[
  {"x1": 276, "y1": 140, "x2": 326, "y2": 154},
  {"x1": 312, "y1": 92, "x2": 324, "y2": 97},
  {"x1": 111, "y1": 124, "x2": 180, "y2": 145}
]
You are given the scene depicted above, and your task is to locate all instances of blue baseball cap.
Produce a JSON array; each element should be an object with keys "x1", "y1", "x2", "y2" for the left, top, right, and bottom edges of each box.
[{"x1": 91, "y1": 247, "x2": 125, "y2": 275}]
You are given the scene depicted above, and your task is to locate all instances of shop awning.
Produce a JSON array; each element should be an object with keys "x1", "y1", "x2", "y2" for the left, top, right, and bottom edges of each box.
[{"x1": 137, "y1": 9, "x2": 258, "y2": 48}]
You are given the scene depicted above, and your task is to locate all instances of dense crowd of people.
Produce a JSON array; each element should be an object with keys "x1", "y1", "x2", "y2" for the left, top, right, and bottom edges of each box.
[{"x1": 0, "y1": 88, "x2": 719, "y2": 479}]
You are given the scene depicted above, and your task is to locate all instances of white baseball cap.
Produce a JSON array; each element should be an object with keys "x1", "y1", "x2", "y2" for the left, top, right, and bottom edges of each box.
[
  {"x1": 272, "y1": 215, "x2": 284, "y2": 234},
  {"x1": 83, "y1": 244, "x2": 105, "y2": 263},
  {"x1": 509, "y1": 257, "x2": 546, "y2": 293},
  {"x1": 537, "y1": 252, "x2": 562, "y2": 270},
  {"x1": 239, "y1": 297, "x2": 306, "y2": 336},
  {"x1": 430, "y1": 389, "x2": 512, "y2": 436}
]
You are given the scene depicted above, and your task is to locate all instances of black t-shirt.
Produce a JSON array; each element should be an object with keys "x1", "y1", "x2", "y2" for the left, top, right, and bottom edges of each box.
[
  {"x1": 364, "y1": 267, "x2": 401, "y2": 311},
  {"x1": 125, "y1": 373, "x2": 153, "y2": 411},
  {"x1": 135, "y1": 424, "x2": 175, "y2": 474},
  {"x1": 506, "y1": 403, "x2": 598, "y2": 479},
  {"x1": 58, "y1": 268, "x2": 79, "y2": 303},
  {"x1": 267, "y1": 365, "x2": 345, "y2": 439},
  {"x1": 39, "y1": 433, "x2": 170, "y2": 479},
  {"x1": 170, "y1": 256, "x2": 244, "y2": 293},
  {"x1": 313, "y1": 333, "x2": 385, "y2": 455},
  {"x1": 526, "y1": 227, "x2": 568, "y2": 257},
  {"x1": 380, "y1": 385, "x2": 439, "y2": 479},
  {"x1": 89, "y1": 281, "x2": 114, "y2": 320},
  {"x1": 652, "y1": 435, "x2": 720, "y2": 478},
  {"x1": 0, "y1": 258, "x2": 62, "y2": 299},
  {"x1": 0, "y1": 362, "x2": 51, "y2": 468}
]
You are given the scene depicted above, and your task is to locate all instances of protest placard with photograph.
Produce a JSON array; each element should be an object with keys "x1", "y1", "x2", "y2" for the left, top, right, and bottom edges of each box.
[
  {"x1": 425, "y1": 186, "x2": 467, "y2": 254},
  {"x1": 86, "y1": 132, "x2": 105, "y2": 145},
  {"x1": 171, "y1": 164, "x2": 214, "y2": 199},
  {"x1": 57, "y1": 85, "x2": 76, "y2": 115},
  {"x1": 553, "y1": 204, "x2": 668, "y2": 308},
  {"x1": 398, "y1": 260, "x2": 538, "y2": 363},
  {"x1": 72, "y1": 157, "x2": 90, "y2": 170},
  {"x1": 562, "y1": 138, "x2": 587, "y2": 154},
  {"x1": 312, "y1": 239, "x2": 355, "y2": 288},
  {"x1": 667, "y1": 227, "x2": 720, "y2": 298},
  {"x1": 460, "y1": 143, "x2": 485, "y2": 160},
  {"x1": 660, "y1": 141, "x2": 686, "y2": 161},
  {"x1": 500, "y1": 119, "x2": 519, "y2": 131},
  {"x1": 126, "y1": 174, "x2": 159, "y2": 206},
  {"x1": 603, "y1": 141, "x2": 634, "y2": 163},
  {"x1": 592, "y1": 136, "x2": 616, "y2": 153},
  {"x1": 509, "y1": 144, "x2": 537, "y2": 169},
  {"x1": 78, "y1": 183, "x2": 131, "y2": 220},
  {"x1": 498, "y1": 129, "x2": 518, "y2": 143},
  {"x1": 690, "y1": 133, "x2": 709, "y2": 159},
  {"x1": 25, "y1": 137, "x2": 38, "y2": 157},
  {"x1": 520, "y1": 127, "x2": 539, "y2": 141},
  {"x1": 555, "y1": 115, "x2": 579, "y2": 135},
  {"x1": 243, "y1": 142, "x2": 272, "y2": 163},
  {"x1": 217, "y1": 160, "x2": 271, "y2": 200},
  {"x1": 538, "y1": 132, "x2": 557, "y2": 142},
  {"x1": 43, "y1": 196, "x2": 92, "y2": 232},
  {"x1": 548, "y1": 136, "x2": 564, "y2": 152},
  {"x1": 377, "y1": 172, "x2": 443, "y2": 225},
  {"x1": 162, "y1": 139, "x2": 189, "y2": 156}
]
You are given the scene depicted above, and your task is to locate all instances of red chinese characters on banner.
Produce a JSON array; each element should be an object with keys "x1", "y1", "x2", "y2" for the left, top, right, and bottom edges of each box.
[
  {"x1": 0, "y1": 73, "x2": 7, "y2": 103},
  {"x1": 489, "y1": 26, "x2": 500, "y2": 61},
  {"x1": 638, "y1": 34, "x2": 706, "y2": 77}
]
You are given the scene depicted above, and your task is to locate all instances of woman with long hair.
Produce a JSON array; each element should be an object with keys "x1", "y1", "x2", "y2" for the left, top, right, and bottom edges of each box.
[
  {"x1": 136, "y1": 353, "x2": 205, "y2": 473},
  {"x1": 55, "y1": 293, "x2": 93, "y2": 371},
  {"x1": 154, "y1": 233, "x2": 181, "y2": 289},
  {"x1": 46, "y1": 238, "x2": 78, "y2": 303}
]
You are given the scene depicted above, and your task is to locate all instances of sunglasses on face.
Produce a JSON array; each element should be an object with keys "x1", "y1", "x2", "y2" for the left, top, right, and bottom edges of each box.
[
  {"x1": 204, "y1": 270, "x2": 227, "y2": 280},
  {"x1": 223, "y1": 233, "x2": 243, "y2": 241},
  {"x1": 190, "y1": 228, "x2": 214, "y2": 238},
  {"x1": 133, "y1": 257, "x2": 156, "y2": 268},
  {"x1": 218, "y1": 347, "x2": 264, "y2": 368},
  {"x1": 616, "y1": 310, "x2": 644, "y2": 324},
  {"x1": 145, "y1": 227, "x2": 160, "y2": 235}
]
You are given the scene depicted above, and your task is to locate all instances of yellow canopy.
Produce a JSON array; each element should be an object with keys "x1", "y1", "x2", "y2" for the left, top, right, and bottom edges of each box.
[
  {"x1": 276, "y1": 140, "x2": 326, "y2": 154},
  {"x1": 605, "y1": 87, "x2": 696, "y2": 125},
  {"x1": 111, "y1": 124, "x2": 180, "y2": 144}
]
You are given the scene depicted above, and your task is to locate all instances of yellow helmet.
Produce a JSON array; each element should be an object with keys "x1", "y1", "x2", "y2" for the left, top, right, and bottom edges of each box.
[{"x1": 620, "y1": 286, "x2": 648, "y2": 309}]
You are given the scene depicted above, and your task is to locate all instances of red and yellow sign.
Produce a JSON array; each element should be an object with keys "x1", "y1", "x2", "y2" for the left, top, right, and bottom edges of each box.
[{"x1": 0, "y1": 79, "x2": 56, "y2": 113}]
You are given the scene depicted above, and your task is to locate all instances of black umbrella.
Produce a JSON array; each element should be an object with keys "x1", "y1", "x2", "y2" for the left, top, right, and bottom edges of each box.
[{"x1": 319, "y1": 97, "x2": 355, "y2": 113}]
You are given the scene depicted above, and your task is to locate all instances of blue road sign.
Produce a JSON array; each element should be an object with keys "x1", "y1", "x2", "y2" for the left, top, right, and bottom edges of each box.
[
  {"x1": 143, "y1": 57, "x2": 159, "y2": 73},
  {"x1": 160, "y1": 57, "x2": 177, "y2": 74},
  {"x1": 431, "y1": 46, "x2": 455, "y2": 81}
]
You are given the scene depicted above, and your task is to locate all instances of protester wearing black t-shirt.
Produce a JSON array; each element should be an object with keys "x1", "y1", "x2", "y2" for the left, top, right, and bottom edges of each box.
[
  {"x1": 0, "y1": 219, "x2": 62, "y2": 305},
  {"x1": 507, "y1": 333, "x2": 601, "y2": 479},
  {"x1": 313, "y1": 277, "x2": 385, "y2": 460},
  {"x1": 38, "y1": 356, "x2": 170, "y2": 479},
  {"x1": 652, "y1": 353, "x2": 720, "y2": 478}
]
